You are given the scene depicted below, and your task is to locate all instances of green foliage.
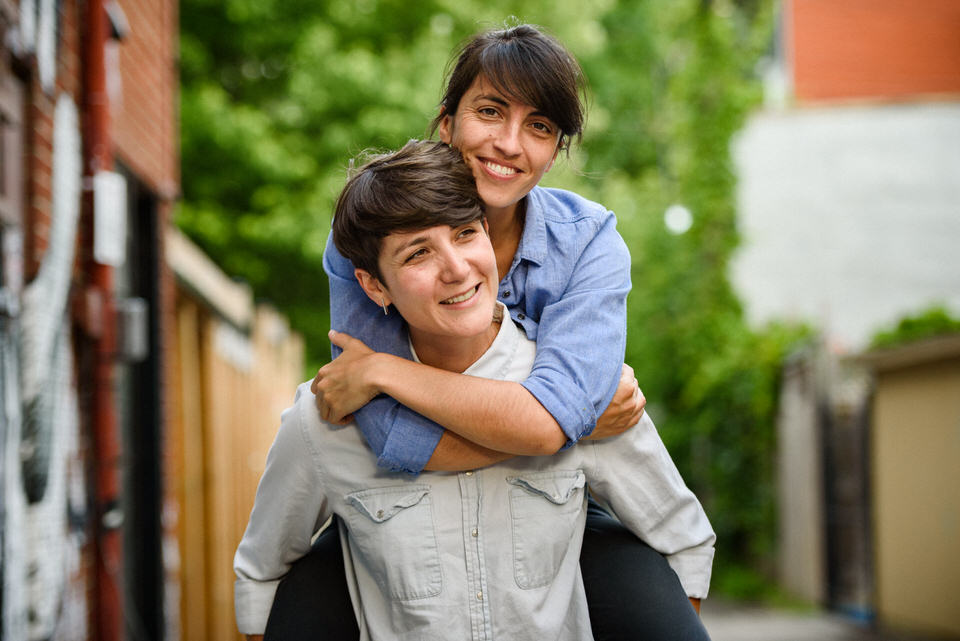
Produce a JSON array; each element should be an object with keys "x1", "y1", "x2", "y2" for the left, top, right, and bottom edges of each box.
[
  {"x1": 870, "y1": 305, "x2": 960, "y2": 349},
  {"x1": 179, "y1": 0, "x2": 805, "y2": 589}
]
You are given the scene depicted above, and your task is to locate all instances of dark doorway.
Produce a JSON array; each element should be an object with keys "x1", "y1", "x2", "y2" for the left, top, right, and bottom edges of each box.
[{"x1": 114, "y1": 165, "x2": 164, "y2": 640}]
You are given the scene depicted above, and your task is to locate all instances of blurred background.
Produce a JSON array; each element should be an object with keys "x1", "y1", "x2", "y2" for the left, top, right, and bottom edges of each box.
[{"x1": 1, "y1": 0, "x2": 958, "y2": 639}]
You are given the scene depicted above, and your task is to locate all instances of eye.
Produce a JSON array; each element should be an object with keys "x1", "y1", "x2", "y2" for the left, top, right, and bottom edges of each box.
[
  {"x1": 531, "y1": 121, "x2": 554, "y2": 135},
  {"x1": 404, "y1": 248, "x2": 428, "y2": 263},
  {"x1": 478, "y1": 106, "x2": 499, "y2": 118}
]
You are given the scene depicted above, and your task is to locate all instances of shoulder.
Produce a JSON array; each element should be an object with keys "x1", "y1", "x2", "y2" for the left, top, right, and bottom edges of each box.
[
  {"x1": 528, "y1": 186, "x2": 614, "y2": 227},
  {"x1": 288, "y1": 381, "x2": 376, "y2": 468},
  {"x1": 284, "y1": 382, "x2": 337, "y2": 454},
  {"x1": 526, "y1": 187, "x2": 629, "y2": 271}
]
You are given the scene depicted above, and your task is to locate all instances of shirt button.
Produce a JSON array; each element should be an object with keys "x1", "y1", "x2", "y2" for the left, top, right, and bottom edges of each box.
[
  {"x1": 476, "y1": 591, "x2": 483, "y2": 601},
  {"x1": 517, "y1": 313, "x2": 526, "y2": 320},
  {"x1": 376, "y1": 509, "x2": 384, "y2": 519},
  {"x1": 471, "y1": 528, "x2": 478, "y2": 537},
  {"x1": 502, "y1": 290, "x2": 511, "y2": 298}
]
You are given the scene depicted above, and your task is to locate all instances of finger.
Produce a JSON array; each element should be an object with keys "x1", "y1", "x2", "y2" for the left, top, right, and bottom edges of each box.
[
  {"x1": 319, "y1": 396, "x2": 333, "y2": 422},
  {"x1": 313, "y1": 388, "x2": 324, "y2": 410},
  {"x1": 310, "y1": 371, "x2": 322, "y2": 394},
  {"x1": 328, "y1": 329, "x2": 355, "y2": 349}
]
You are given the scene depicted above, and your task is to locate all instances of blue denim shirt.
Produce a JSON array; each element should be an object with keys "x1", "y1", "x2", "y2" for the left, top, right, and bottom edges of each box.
[
  {"x1": 323, "y1": 186, "x2": 632, "y2": 474},
  {"x1": 234, "y1": 312, "x2": 714, "y2": 638}
]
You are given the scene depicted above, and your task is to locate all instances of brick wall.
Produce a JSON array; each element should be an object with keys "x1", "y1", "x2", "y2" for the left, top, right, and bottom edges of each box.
[
  {"x1": 3, "y1": 0, "x2": 180, "y2": 638},
  {"x1": 788, "y1": 0, "x2": 960, "y2": 103},
  {"x1": 113, "y1": 0, "x2": 179, "y2": 199}
]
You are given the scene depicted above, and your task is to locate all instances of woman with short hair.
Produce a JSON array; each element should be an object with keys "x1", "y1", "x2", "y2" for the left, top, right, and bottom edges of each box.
[{"x1": 235, "y1": 140, "x2": 714, "y2": 640}]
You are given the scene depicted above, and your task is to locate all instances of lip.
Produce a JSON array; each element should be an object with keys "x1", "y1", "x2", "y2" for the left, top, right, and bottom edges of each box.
[
  {"x1": 478, "y1": 157, "x2": 522, "y2": 181},
  {"x1": 440, "y1": 283, "x2": 481, "y2": 306}
]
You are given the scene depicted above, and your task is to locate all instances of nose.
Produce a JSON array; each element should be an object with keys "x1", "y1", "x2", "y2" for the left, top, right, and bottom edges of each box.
[
  {"x1": 493, "y1": 118, "x2": 522, "y2": 157},
  {"x1": 439, "y1": 246, "x2": 471, "y2": 282}
]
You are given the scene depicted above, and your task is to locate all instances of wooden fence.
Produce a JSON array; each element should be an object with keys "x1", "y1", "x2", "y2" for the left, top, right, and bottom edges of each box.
[{"x1": 165, "y1": 228, "x2": 305, "y2": 640}]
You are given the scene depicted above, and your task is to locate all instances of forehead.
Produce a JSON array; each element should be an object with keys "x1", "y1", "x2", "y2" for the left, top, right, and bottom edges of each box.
[{"x1": 464, "y1": 74, "x2": 549, "y2": 117}]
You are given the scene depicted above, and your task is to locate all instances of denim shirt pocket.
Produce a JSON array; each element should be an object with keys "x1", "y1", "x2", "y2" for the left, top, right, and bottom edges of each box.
[
  {"x1": 507, "y1": 469, "x2": 586, "y2": 589},
  {"x1": 345, "y1": 484, "x2": 442, "y2": 601}
]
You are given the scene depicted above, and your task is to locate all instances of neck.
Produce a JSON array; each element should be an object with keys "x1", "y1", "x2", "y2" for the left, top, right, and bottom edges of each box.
[
  {"x1": 410, "y1": 317, "x2": 501, "y2": 373},
  {"x1": 484, "y1": 199, "x2": 526, "y2": 280}
]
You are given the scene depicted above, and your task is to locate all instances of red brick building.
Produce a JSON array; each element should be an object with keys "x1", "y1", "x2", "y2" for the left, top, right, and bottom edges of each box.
[
  {"x1": 1, "y1": 1, "x2": 178, "y2": 638},
  {"x1": 788, "y1": 0, "x2": 960, "y2": 103}
]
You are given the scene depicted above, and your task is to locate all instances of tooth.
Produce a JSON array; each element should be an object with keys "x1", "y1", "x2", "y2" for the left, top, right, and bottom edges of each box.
[
  {"x1": 486, "y1": 161, "x2": 515, "y2": 176},
  {"x1": 443, "y1": 286, "x2": 477, "y2": 304}
]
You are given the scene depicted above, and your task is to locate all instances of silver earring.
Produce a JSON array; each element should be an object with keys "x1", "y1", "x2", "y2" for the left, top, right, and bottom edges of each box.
[{"x1": 380, "y1": 298, "x2": 389, "y2": 315}]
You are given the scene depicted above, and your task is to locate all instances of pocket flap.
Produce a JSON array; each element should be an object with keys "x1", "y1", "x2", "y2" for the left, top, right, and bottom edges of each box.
[
  {"x1": 346, "y1": 485, "x2": 431, "y2": 523},
  {"x1": 507, "y1": 470, "x2": 585, "y2": 504}
]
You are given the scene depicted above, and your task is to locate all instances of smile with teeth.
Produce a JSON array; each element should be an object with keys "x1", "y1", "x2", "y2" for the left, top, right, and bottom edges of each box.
[
  {"x1": 441, "y1": 285, "x2": 479, "y2": 305},
  {"x1": 484, "y1": 160, "x2": 518, "y2": 177}
]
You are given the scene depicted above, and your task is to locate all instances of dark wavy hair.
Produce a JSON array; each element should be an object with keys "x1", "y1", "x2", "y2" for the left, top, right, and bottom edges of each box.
[
  {"x1": 429, "y1": 23, "x2": 587, "y2": 152},
  {"x1": 332, "y1": 140, "x2": 484, "y2": 281}
]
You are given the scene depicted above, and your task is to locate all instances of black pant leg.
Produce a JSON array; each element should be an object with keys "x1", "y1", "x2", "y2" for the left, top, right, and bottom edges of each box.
[
  {"x1": 581, "y1": 499, "x2": 712, "y2": 641},
  {"x1": 264, "y1": 518, "x2": 360, "y2": 641}
]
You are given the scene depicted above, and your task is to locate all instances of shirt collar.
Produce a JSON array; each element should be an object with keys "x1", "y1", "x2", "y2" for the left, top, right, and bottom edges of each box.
[{"x1": 514, "y1": 188, "x2": 548, "y2": 267}]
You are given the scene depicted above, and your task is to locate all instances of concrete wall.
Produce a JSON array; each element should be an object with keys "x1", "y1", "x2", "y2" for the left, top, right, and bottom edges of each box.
[
  {"x1": 730, "y1": 102, "x2": 960, "y2": 352},
  {"x1": 776, "y1": 351, "x2": 827, "y2": 603}
]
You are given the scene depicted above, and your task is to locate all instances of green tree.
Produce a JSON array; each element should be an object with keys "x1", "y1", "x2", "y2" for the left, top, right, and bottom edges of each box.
[{"x1": 179, "y1": 0, "x2": 803, "y2": 595}]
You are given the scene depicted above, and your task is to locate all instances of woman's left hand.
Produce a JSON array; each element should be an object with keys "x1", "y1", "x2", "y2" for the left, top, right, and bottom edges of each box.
[{"x1": 311, "y1": 330, "x2": 381, "y2": 424}]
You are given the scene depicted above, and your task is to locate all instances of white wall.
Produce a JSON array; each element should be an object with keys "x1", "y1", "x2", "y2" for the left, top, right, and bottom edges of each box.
[{"x1": 730, "y1": 102, "x2": 960, "y2": 352}]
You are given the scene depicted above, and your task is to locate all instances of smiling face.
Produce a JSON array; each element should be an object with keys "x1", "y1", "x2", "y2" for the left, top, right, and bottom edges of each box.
[
  {"x1": 439, "y1": 75, "x2": 561, "y2": 221},
  {"x1": 355, "y1": 219, "x2": 500, "y2": 369}
]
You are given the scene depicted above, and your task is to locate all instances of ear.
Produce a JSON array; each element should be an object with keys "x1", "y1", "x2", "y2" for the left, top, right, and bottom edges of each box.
[
  {"x1": 354, "y1": 268, "x2": 391, "y2": 308},
  {"x1": 481, "y1": 217, "x2": 490, "y2": 235},
  {"x1": 437, "y1": 107, "x2": 453, "y2": 144},
  {"x1": 544, "y1": 145, "x2": 561, "y2": 173}
]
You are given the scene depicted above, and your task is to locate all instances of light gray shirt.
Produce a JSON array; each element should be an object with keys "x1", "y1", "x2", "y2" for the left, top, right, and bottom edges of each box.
[{"x1": 234, "y1": 309, "x2": 715, "y2": 639}]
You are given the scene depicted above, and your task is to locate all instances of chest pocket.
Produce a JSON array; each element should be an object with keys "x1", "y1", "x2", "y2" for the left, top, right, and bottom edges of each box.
[
  {"x1": 345, "y1": 484, "x2": 442, "y2": 601},
  {"x1": 507, "y1": 469, "x2": 586, "y2": 589}
]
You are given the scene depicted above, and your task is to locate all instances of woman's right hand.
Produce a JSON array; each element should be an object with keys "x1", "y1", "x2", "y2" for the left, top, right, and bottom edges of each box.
[
  {"x1": 586, "y1": 364, "x2": 645, "y2": 440},
  {"x1": 311, "y1": 330, "x2": 382, "y2": 424}
]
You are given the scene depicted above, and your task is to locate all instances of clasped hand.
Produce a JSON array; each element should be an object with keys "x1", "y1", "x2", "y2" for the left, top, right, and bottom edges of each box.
[
  {"x1": 311, "y1": 330, "x2": 380, "y2": 424},
  {"x1": 587, "y1": 363, "x2": 646, "y2": 440}
]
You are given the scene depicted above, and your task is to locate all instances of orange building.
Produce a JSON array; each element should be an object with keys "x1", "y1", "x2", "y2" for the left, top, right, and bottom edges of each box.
[{"x1": 788, "y1": 0, "x2": 960, "y2": 103}]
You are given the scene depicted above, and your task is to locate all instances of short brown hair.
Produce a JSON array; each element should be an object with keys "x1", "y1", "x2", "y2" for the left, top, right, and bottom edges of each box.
[
  {"x1": 429, "y1": 23, "x2": 587, "y2": 152},
  {"x1": 332, "y1": 140, "x2": 484, "y2": 281}
]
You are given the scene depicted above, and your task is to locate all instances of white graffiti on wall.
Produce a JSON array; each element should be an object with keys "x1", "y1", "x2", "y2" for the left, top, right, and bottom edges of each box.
[
  {"x1": 17, "y1": 0, "x2": 58, "y2": 93},
  {"x1": 1, "y1": 94, "x2": 87, "y2": 640}
]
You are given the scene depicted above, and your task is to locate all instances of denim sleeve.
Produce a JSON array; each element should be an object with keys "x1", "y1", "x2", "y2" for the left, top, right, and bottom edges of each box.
[
  {"x1": 323, "y1": 233, "x2": 443, "y2": 474},
  {"x1": 520, "y1": 212, "x2": 630, "y2": 445}
]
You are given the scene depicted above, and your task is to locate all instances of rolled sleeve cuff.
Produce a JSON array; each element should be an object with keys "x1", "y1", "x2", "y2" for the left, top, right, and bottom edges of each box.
[
  {"x1": 377, "y1": 410, "x2": 445, "y2": 474},
  {"x1": 521, "y1": 373, "x2": 598, "y2": 448},
  {"x1": 235, "y1": 577, "x2": 280, "y2": 635},
  {"x1": 666, "y1": 547, "x2": 715, "y2": 600}
]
